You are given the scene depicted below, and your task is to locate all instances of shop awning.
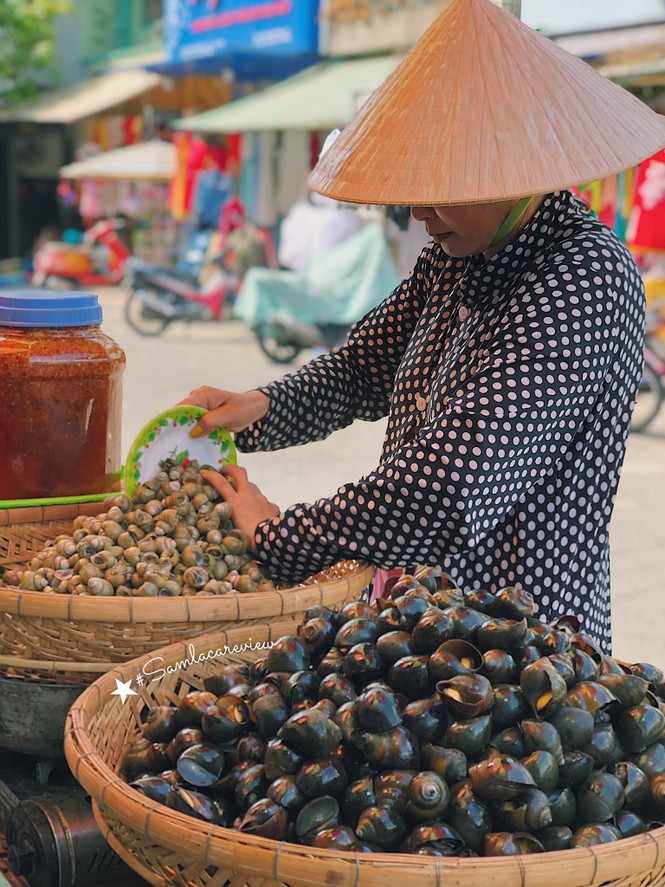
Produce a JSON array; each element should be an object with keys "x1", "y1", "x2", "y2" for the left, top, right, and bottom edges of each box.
[
  {"x1": 0, "y1": 69, "x2": 162, "y2": 124},
  {"x1": 59, "y1": 140, "x2": 175, "y2": 182},
  {"x1": 172, "y1": 55, "x2": 402, "y2": 133},
  {"x1": 103, "y1": 47, "x2": 168, "y2": 72},
  {"x1": 596, "y1": 56, "x2": 665, "y2": 86},
  {"x1": 553, "y1": 23, "x2": 665, "y2": 60}
]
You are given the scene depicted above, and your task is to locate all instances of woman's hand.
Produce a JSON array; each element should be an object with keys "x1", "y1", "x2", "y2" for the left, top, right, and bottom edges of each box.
[
  {"x1": 178, "y1": 387, "x2": 269, "y2": 436},
  {"x1": 201, "y1": 465, "x2": 280, "y2": 552}
]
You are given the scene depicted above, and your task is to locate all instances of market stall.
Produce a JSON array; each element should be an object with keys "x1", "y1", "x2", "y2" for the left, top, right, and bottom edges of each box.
[
  {"x1": 1, "y1": 0, "x2": 665, "y2": 885},
  {"x1": 58, "y1": 140, "x2": 179, "y2": 266}
]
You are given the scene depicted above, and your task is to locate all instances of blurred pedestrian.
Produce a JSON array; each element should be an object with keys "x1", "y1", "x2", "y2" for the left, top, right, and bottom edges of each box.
[{"x1": 278, "y1": 191, "x2": 362, "y2": 271}]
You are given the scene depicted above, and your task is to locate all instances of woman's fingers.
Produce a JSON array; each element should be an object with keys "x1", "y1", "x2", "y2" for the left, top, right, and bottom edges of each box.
[
  {"x1": 201, "y1": 466, "x2": 280, "y2": 552},
  {"x1": 177, "y1": 387, "x2": 239, "y2": 437},
  {"x1": 221, "y1": 464, "x2": 250, "y2": 490},
  {"x1": 180, "y1": 388, "x2": 232, "y2": 437},
  {"x1": 177, "y1": 386, "x2": 227, "y2": 410},
  {"x1": 177, "y1": 388, "x2": 270, "y2": 437},
  {"x1": 200, "y1": 469, "x2": 236, "y2": 501},
  {"x1": 192, "y1": 405, "x2": 234, "y2": 437}
]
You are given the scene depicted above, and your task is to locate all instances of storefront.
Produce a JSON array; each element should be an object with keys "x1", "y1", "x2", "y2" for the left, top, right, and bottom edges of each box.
[
  {"x1": 171, "y1": 55, "x2": 402, "y2": 231},
  {"x1": 0, "y1": 69, "x2": 163, "y2": 260},
  {"x1": 324, "y1": 0, "x2": 448, "y2": 56}
]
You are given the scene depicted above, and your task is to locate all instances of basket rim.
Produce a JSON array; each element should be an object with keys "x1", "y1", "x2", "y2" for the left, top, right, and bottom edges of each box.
[
  {"x1": 0, "y1": 562, "x2": 374, "y2": 623},
  {"x1": 0, "y1": 501, "x2": 103, "y2": 526},
  {"x1": 91, "y1": 799, "x2": 665, "y2": 887},
  {"x1": 0, "y1": 653, "x2": 115, "y2": 675},
  {"x1": 64, "y1": 623, "x2": 665, "y2": 887}
]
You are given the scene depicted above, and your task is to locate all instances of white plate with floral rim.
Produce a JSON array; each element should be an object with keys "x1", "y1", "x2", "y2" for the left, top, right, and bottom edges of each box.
[{"x1": 124, "y1": 406, "x2": 236, "y2": 498}]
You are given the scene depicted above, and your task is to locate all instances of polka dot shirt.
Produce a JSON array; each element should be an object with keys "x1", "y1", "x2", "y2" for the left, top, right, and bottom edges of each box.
[{"x1": 236, "y1": 191, "x2": 645, "y2": 650}]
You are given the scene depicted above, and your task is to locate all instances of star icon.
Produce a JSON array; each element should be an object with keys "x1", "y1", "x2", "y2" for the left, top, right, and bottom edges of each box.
[{"x1": 111, "y1": 677, "x2": 137, "y2": 705}]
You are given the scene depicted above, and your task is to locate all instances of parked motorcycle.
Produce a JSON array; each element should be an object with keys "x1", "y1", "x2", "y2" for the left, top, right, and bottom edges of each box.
[
  {"x1": 255, "y1": 315, "x2": 350, "y2": 363},
  {"x1": 234, "y1": 223, "x2": 400, "y2": 363},
  {"x1": 123, "y1": 256, "x2": 239, "y2": 336},
  {"x1": 32, "y1": 218, "x2": 131, "y2": 289},
  {"x1": 123, "y1": 224, "x2": 278, "y2": 336}
]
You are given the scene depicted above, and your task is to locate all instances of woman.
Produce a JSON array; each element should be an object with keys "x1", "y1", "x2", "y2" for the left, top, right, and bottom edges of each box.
[{"x1": 180, "y1": 0, "x2": 665, "y2": 650}]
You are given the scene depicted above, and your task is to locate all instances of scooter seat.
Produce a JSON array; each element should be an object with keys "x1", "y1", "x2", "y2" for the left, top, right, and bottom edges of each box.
[
  {"x1": 40, "y1": 241, "x2": 90, "y2": 254},
  {"x1": 163, "y1": 266, "x2": 199, "y2": 284},
  {"x1": 129, "y1": 259, "x2": 198, "y2": 285}
]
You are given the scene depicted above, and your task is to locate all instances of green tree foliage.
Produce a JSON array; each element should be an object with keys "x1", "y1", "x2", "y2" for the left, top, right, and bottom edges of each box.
[{"x1": 0, "y1": 0, "x2": 73, "y2": 105}]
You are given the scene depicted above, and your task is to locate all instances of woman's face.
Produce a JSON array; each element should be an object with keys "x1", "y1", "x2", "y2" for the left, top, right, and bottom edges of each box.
[{"x1": 410, "y1": 198, "x2": 522, "y2": 258}]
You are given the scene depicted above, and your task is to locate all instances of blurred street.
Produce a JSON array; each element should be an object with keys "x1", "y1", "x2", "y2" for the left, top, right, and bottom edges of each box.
[{"x1": 99, "y1": 286, "x2": 665, "y2": 668}]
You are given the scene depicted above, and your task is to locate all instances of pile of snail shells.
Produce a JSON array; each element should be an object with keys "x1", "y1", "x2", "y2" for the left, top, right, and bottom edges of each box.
[
  {"x1": 120, "y1": 566, "x2": 665, "y2": 857},
  {"x1": 1, "y1": 459, "x2": 276, "y2": 597}
]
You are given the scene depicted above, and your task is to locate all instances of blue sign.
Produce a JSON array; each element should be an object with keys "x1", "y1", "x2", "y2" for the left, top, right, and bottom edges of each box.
[{"x1": 164, "y1": 0, "x2": 320, "y2": 63}]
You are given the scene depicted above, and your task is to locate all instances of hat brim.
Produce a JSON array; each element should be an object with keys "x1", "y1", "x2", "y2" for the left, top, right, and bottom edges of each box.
[{"x1": 308, "y1": 0, "x2": 665, "y2": 206}]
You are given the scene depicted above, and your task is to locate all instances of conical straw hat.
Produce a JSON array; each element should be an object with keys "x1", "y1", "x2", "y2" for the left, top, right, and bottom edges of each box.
[{"x1": 308, "y1": 0, "x2": 665, "y2": 205}]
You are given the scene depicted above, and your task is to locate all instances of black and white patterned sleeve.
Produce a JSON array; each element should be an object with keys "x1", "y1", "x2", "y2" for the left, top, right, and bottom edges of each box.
[
  {"x1": 251, "y1": 254, "x2": 631, "y2": 585},
  {"x1": 234, "y1": 246, "x2": 439, "y2": 453}
]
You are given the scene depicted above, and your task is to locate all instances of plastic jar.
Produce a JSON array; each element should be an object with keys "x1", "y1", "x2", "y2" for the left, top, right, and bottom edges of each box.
[{"x1": 0, "y1": 291, "x2": 126, "y2": 501}]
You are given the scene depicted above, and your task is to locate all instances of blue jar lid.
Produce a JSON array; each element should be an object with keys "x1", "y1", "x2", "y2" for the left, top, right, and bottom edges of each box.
[{"x1": 0, "y1": 290, "x2": 103, "y2": 327}]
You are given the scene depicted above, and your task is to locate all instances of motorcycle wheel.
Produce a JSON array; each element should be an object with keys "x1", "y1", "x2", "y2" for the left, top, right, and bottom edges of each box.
[
  {"x1": 631, "y1": 356, "x2": 663, "y2": 433},
  {"x1": 124, "y1": 289, "x2": 172, "y2": 337},
  {"x1": 256, "y1": 325, "x2": 302, "y2": 364}
]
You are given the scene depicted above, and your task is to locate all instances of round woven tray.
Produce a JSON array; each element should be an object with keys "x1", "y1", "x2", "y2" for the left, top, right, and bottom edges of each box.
[
  {"x1": 65, "y1": 624, "x2": 665, "y2": 887},
  {"x1": 0, "y1": 504, "x2": 374, "y2": 681}
]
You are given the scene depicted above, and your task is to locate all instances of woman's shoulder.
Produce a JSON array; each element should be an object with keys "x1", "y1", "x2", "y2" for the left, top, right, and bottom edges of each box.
[
  {"x1": 546, "y1": 192, "x2": 639, "y2": 278},
  {"x1": 518, "y1": 195, "x2": 642, "y2": 311},
  {"x1": 509, "y1": 204, "x2": 643, "y2": 339}
]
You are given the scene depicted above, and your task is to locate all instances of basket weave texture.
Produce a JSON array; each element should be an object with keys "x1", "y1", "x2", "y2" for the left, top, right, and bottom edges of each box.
[
  {"x1": 65, "y1": 623, "x2": 665, "y2": 887},
  {"x1": 0, "y1": 505, "x2": 373, "y2": 681}
]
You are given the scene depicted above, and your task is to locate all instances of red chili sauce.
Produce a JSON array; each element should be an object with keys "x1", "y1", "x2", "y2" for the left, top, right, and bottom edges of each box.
[{"x1": 0, "y1": 304, "x2": 125, "y2": 500}]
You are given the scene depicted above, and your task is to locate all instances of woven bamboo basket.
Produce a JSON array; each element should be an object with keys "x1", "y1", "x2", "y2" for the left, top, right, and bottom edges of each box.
[
  {"x1": 65, "y1": 624, "x2": 665, "y2": 887},
  {"x1": 0, "y1": 504, "x2": 374, "y2": 682}
]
